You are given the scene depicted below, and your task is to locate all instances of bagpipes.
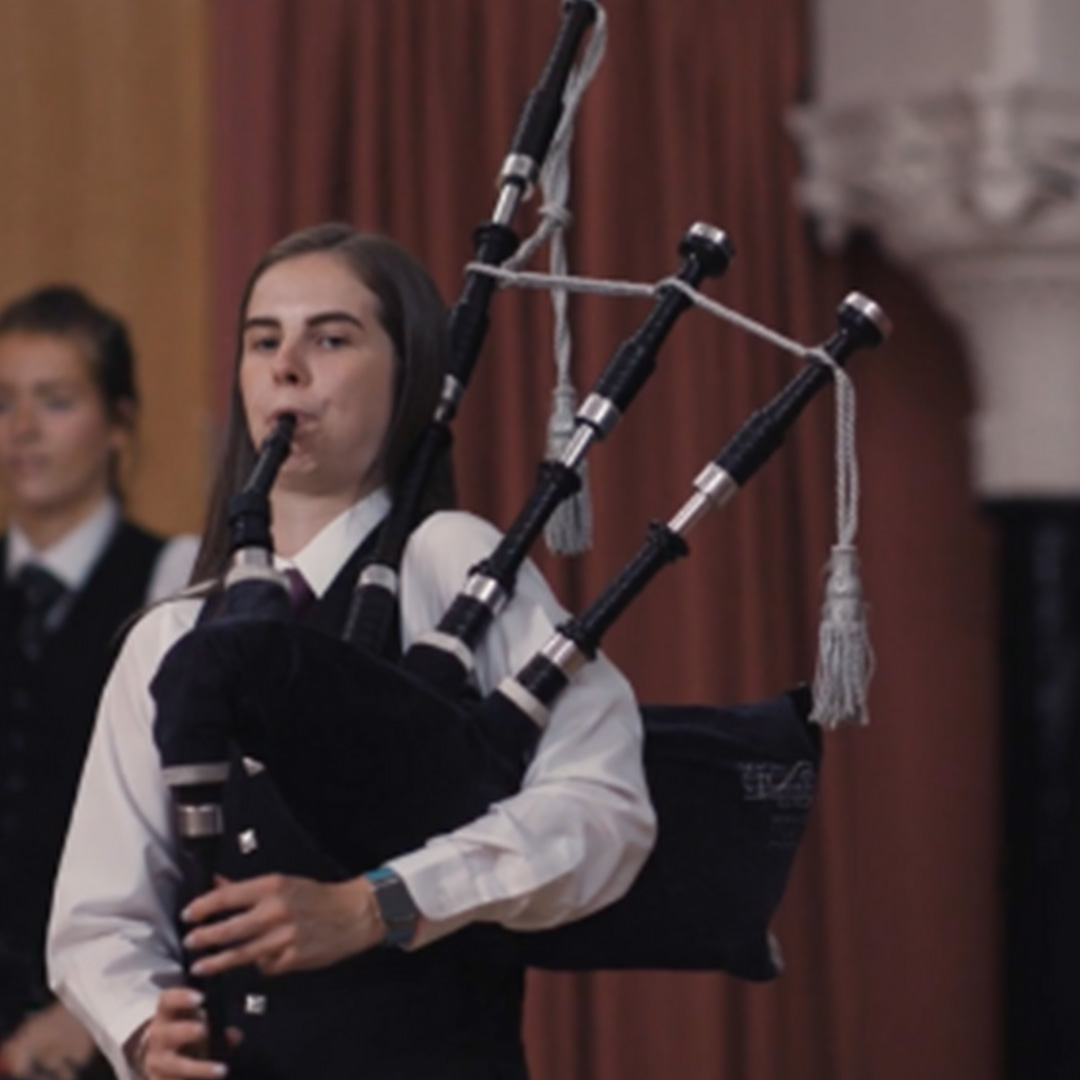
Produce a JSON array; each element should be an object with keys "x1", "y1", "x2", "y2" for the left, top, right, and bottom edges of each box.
[{"x1": 150, "y1": 0, "x2": 890, "y2": 1066}]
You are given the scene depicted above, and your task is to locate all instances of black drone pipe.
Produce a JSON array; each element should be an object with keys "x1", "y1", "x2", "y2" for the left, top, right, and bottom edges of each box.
[{"x1": 345, "y1": 0, "x2": 600, "y2": 654}]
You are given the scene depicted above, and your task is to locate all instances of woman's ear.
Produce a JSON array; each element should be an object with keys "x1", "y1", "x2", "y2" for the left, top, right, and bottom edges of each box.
[
  {"x1": 107, "y1": 398, "x2": 137, "y2": 496},
  {"x1": 110, "y1": 397, "x2": 138, "y2": 433}
]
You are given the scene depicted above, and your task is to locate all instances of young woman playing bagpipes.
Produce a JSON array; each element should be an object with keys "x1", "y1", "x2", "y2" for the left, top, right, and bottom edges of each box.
[{"x1": 47, "y1": 225, "x2": 656, "y2": 1080}]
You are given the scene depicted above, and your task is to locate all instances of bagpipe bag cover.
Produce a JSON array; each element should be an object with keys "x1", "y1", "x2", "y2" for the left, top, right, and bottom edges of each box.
[{"x1": 153, "y1": 617, "x2": 820, "y2": 981}]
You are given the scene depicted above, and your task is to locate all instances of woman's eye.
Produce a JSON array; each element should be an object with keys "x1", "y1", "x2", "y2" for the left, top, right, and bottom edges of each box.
[
  {"x1": 316, "y1": 332, "x2": 349, "y2": 349},
  {"x1": 248, "y1": 336, "x2": 280, "y2": 354},
  {"x1": 43, "y1": 396, "x2": 75, "y2": 412}
]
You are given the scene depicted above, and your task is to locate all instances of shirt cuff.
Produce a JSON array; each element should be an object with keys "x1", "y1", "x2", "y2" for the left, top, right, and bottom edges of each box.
[
  {"x1": 387, "y1": 838, "x2": 479, "y2": 917},
  {"x1": 386, "y1": 840, "x2": 485, "y2": 947},
  {"x1": 99, "y1": 1000, "x2": 157, "y2": 1080}
]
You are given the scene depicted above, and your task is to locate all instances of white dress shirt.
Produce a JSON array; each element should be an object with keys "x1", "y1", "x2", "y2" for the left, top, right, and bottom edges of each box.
[
  {"x1": 5, "y1": 496, "x2": 199, "y2": 604},
  {"x1": 47, "y1": 488, "x2": 655, "y2": 1079}
]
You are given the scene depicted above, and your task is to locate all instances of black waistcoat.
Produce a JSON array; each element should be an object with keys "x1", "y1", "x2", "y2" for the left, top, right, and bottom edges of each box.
[
  {"x1": 0, "y1": 523, "x2": 164, "y2": 1032},
  {"x1": 197, "y1": 541, "x2": 528, "y2": 1080}
]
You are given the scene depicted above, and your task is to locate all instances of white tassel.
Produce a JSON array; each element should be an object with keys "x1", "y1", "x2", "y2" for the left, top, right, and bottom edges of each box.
[
  {"x1": 543, "y1": 381, "x2": 592, "y2": 555},
  {"x1": 809, "y1": 358, "x2": 873, "y2": 727},
  {"x1": 810, "y1": 544, "x2": 874, "y2": 727}
]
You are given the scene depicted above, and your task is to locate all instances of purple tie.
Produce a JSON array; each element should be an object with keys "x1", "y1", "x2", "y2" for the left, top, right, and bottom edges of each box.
[{"x1": 284, "y1": 567, "x2": 314, "y2": 617}]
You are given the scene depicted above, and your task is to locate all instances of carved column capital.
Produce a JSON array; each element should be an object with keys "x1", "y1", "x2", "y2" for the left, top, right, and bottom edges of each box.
[{"x1": 792, "y1": 84, "x2": 1080, "y2": 496}]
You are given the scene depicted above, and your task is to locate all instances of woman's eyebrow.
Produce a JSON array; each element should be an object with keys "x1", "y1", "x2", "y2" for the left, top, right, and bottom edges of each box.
[
  {"x1": 306, "y1": 312, "x2": 365, "y2": 331},
  {"x1": 242, "y1": 316, "x2": 282, "y2": 333},
  {"x1": 29, "y1": 378, "x2": 82, "y2": 394}
]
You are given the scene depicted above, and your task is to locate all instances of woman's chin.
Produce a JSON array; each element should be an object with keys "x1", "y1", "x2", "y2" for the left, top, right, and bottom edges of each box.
[{"x1": 273, "y1": 468, "x2": 356, "y2": 502}]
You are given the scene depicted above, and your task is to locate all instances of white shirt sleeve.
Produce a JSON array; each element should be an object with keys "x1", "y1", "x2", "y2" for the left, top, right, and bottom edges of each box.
[
  {"x1": 391, "y1": 511, "x2": 656, "y2": 944},
  {"x1": 146, "y1": 535, "x2": 200, "y2": 602},
  {"x1": 47, "y1": 600, "x2": 199, "y2": 1080}
]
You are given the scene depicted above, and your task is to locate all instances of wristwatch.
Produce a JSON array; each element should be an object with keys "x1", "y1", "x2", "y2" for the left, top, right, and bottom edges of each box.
[{"x1": 364, "y1": 867, "x2": 420, "y2": 948}]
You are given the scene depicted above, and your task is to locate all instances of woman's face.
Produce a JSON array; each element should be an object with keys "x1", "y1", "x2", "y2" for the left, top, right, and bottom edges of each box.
[
  {"x1": 0, "y1": 332, "x2": 122, "y2": 521},
  {"x1": 239, "y1": 252, "x2": 397, "y2": 502}
]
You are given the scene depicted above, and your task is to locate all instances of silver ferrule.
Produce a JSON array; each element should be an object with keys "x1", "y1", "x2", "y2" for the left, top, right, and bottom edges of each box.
[
  {"x1": 540, "y1": 632, "x2": 588, "y2": 680},
  {"x1": 493, "y1": 183, "x2": 525, "y2": 226},
  {"x1": 436, "y1": 374, "x2": 466, "y2": 423},
  {"x1": 358, "y1": 564, "x2": 399, "y2": 595},
  {"x1": 162, "y1": 763, "x2": 230, "y2": 788},
  {"x1": 228, "y1": 546, "x2": 273, "y2": 572},
  {"x1": 463, "y1": 572, "x2": 507, "y2": 614},
  {"x1": 224, "y1": 558, "x2": 287, "y2": 592},
  {"x1": 576, "y1": 393, "x2": 621, "y2": 439},
  {"x1": 175, "y1": 803, "x2": 224, "y2": 840},
  {"x1": 687, "y1": 221, "x2": 730, "y2": 249},
  {"x1": 496, "y1": 676, "x2": 551, "y2": 730},
  {"x1": 497, "y1": 153, "x2": 538, "y2": 201},
  {"x1": 842, "y1": 291, "x2": 893, "y2": 340},
  {"x1": 667, "y1": 463, "x2": 738, "y2": 535},
  {"x1": 414, "y1": 629, "x2": 476, "y2": 676},
  {"x1": 558, "y1": 424, "x2": 597, "y2": 471}
]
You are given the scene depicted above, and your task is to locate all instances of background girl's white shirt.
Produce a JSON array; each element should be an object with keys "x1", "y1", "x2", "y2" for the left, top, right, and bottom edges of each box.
[
  {"x1": 47, "y1": 488, "x2": 655, "y2": 1080},
  {"x1": 5, "y1": 495, "x2": 198, "y2": 602}
]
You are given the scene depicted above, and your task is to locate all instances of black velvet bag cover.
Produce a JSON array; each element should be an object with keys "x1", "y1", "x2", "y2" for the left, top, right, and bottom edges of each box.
[
  {"x1": 519, "y1": 689, "x2": 818, "y2": 979},
  {"x1": 153, "y1": 616, "x2": 818, "y2": 984}
]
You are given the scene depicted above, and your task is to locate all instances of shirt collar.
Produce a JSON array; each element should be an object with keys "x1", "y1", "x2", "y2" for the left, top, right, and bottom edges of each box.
[
  {"x1": 275, "y1": 486, "x2": 391, "y2": 598},
  {"x1": 6, "y1": 497, "x2": 120, "y2": 591}
]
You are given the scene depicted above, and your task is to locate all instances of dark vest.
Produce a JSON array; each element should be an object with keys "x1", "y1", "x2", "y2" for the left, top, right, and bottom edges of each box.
[
  {"x1": 197, "y1": 540, "x2": 527, "y2": 1080},
  {"x1": 0, "y1": 523, "x2": 164, "y2": 1037}
]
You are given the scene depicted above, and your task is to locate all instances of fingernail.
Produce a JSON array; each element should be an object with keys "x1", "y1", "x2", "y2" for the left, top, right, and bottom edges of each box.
[
  {"x1": 185, "y1": 989, "x2": 205, "y2": 1006},
  {"x1": 211, "y1": 1064, "x2": 228, "y2": 1078},
  {"x1": 191, "y1": 960, "x2": 207, "y2": 977},
  {"x1": 183, "y1": 932, "x2": 197, "y2": 950},
  {"x1": 180, "y1": 905, "x2": 193, "y2": 923}
]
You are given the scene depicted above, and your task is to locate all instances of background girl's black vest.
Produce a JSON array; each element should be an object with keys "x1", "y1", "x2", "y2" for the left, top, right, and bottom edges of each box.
[{"x1": 0, "y1": 523, "x2": 164, "y2": 1038}]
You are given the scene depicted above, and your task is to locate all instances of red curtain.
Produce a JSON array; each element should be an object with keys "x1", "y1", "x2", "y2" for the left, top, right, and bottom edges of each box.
[{"x1": 210, "y1": 2, "x2": 1000, "y2": 1077}]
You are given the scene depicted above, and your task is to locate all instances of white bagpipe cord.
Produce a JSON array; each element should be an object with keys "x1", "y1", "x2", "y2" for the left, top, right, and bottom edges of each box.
[
  {"x1": 505, "y1": 2, "x2": 609, "y2": 555},
  {"x1": 464, "y1": 260, "x2": 876, "y2": 726}
]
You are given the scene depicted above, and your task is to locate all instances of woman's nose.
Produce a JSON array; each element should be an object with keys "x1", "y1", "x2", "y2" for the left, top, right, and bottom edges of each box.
[
  {"x1": 271, "y1": 340, "x2": 309, "y2": 385},
  {"x1": 8, "y1": 399, "x2": 40, "y2": 440}
]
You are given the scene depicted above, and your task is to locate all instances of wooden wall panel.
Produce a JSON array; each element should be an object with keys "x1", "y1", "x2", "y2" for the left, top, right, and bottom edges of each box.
[{"x1": 0, "y1": 0, "x2": 209, "y2": 536}]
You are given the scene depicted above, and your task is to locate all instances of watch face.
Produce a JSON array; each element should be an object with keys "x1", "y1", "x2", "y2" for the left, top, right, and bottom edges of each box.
[
  {"x1": 378, "y1": 878, "x2": 419, "y2": 924},
  {"x1": 370, "y1": 871, "x2": 419, "y2": 946}
]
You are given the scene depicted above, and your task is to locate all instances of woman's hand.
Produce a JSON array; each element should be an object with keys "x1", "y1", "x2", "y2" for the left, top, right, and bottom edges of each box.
[
  {"x1": 126, "y1": 989, "x2": 230, "y2": 1080},
  {"x1": 0, "y1": 1001, "x2": 96, "y2": 1080},
  {"x1": 181, "y1": 874, "x2": 383, "y2": 977}
]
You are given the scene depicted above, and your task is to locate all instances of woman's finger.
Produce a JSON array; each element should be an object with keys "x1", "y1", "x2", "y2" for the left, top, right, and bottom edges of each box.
[
  {"x1": 182, "y1": 875, "x2": 284, "y2": 925},
  {"x1": 154, "y1": 1019, "x2": 207, "y2": 1051},
  {"x1": 145, "y1": 1046, "x2": 227, "y2": 1080},
  {"x1": 183, "y1": 905, "x2": 273, "y2": 953},
  {"x1": 157, "y1": 988, "x2": 206, "y2": 1017},
  {"x1": 191, "y1": 921, "x2": 294, "y2": 978}
]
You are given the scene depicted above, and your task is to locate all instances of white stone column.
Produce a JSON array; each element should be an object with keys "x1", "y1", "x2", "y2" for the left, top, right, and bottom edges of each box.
[{"x1": 792, "y1": 7, "x2": 1080, "y2": 1078}]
